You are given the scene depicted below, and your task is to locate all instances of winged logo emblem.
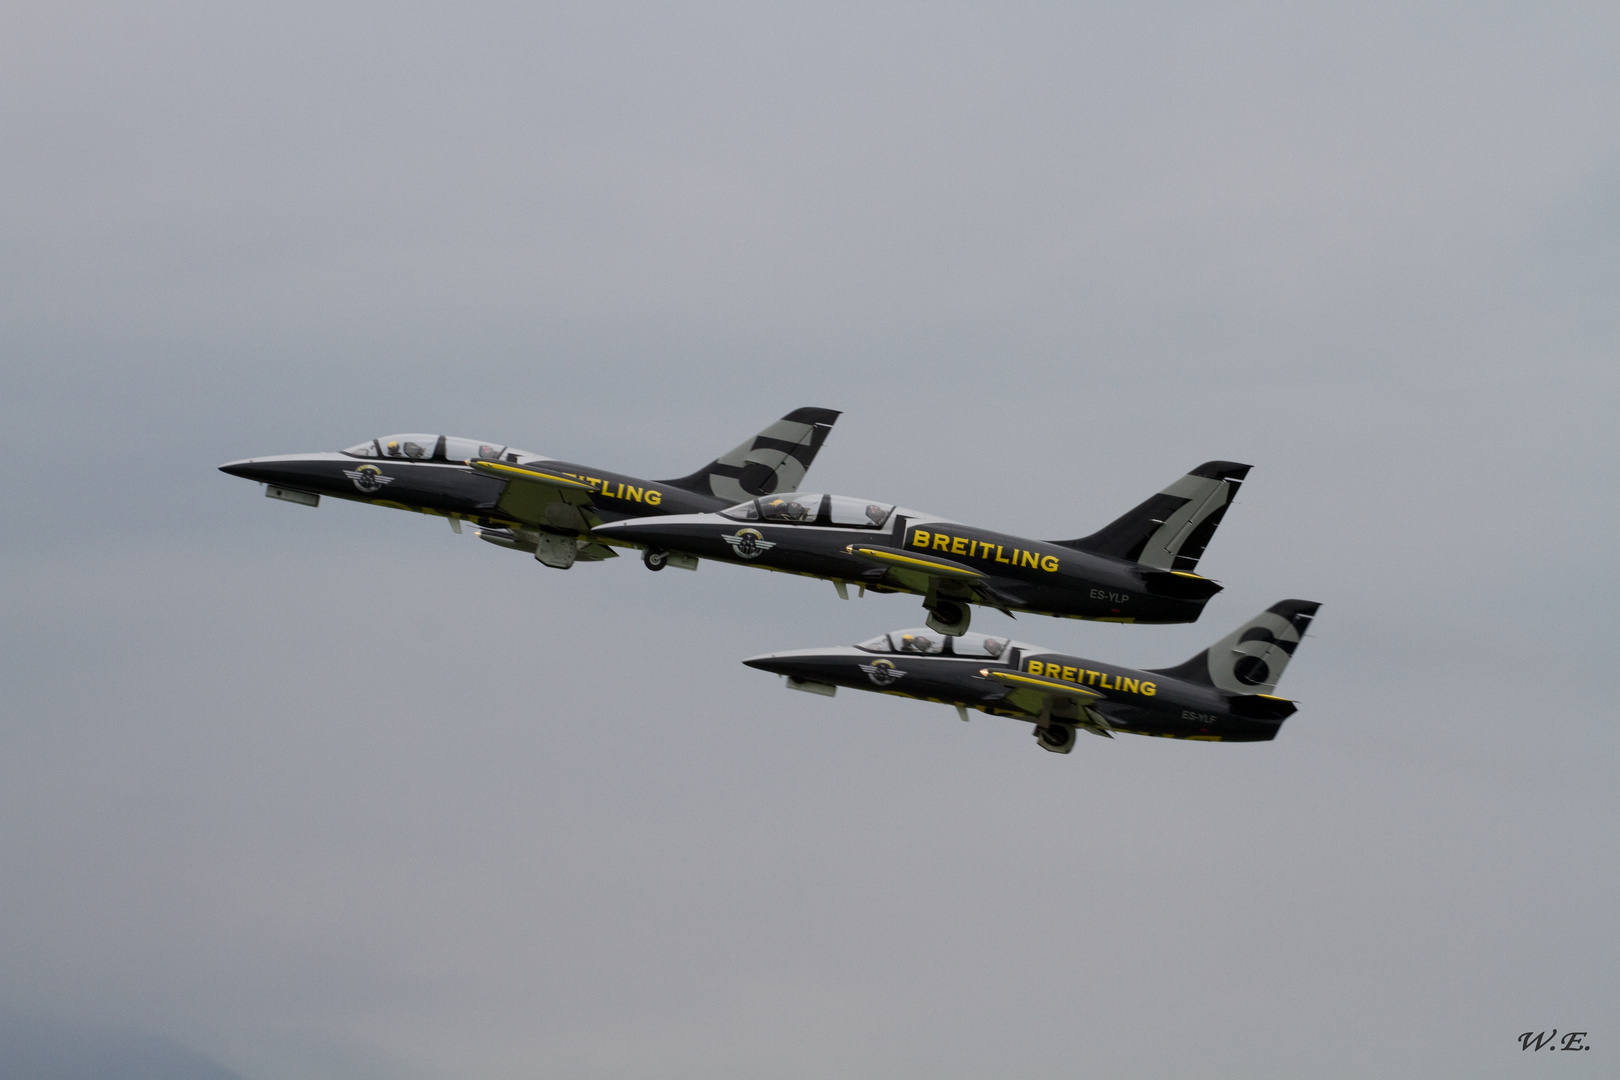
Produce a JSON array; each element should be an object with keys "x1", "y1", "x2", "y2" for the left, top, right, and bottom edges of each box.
[
  {"x1": 343, "y1": 464, "x2": 395, "y2": 494},
  {"x1": 721, "y1": 528, "x2": 776, "y2": 560},
  {"x1": 858, "y1": 658, "x2": 907, "y2": 687}
]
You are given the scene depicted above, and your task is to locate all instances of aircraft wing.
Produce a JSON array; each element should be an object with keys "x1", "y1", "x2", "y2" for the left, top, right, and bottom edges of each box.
[
  {"x1": 979, "y1": 669, "x2": 1116, "y2": 737},
  {"x1": 844, "y1": 545, "x2": 981, "y2": 582},
  {"x1": 844, "y1": 545, "x2": 1020, "y2": 616},
  {"x1": 469, "y1": 460, "x2": 601, "y2": 530}
]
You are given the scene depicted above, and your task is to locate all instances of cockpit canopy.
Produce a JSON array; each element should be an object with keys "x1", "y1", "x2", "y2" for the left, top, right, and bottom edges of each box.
[
  {"x1": 720, "y1": 493, "x2": 894, "y2": 528},
  {"x1": 342, "y1": 434, "x2": 537, "y2": 464},
  {"x1": 855, "y1": 629, "x2": 1009, "y2": 659}
]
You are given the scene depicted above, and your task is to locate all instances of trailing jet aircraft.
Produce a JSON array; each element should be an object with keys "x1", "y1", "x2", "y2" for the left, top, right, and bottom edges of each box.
[
  {"x1": 744, "y1": 600, "x2": 1320, "y2": 753},
  {"x1": 219, "y1": 408, "x2": 840, "y2": 568},
  {"x1": 591, "y1": 462, "x2": 1250, "y2": 633}
]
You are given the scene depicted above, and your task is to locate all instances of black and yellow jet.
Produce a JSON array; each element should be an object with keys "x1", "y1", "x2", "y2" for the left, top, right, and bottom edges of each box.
[
  {"x1": 590, "y1": 462, "x2": 1251, "y2": 632},
  {"x1": 218, "y1": 408, "x2": 840, "y2": 567},
  {"x1": 743, "y1": 600, "x2": 1320, "y2": 753}
]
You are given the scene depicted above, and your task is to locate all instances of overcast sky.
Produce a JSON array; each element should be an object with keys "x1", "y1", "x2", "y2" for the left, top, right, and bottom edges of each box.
[{"x1": 2, "y1": 3, "x2": 1617, "y2": 1078}]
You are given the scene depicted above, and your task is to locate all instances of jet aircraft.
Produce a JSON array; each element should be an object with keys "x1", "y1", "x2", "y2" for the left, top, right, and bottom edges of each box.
[
  {"x1": 591, "y1": 462, "x2": 1250, "y2": 633},
  {"x1": 219, "y1": 408, "x2": 840, "y2": 568},
  {"x1": 744, "y1": 600, "x2": 1320, "y2": 753}
]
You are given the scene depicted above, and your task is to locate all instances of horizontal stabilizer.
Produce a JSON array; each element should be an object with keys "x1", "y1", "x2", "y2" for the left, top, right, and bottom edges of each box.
[
  {"x1": 1225, "y1": 694, "x2": 1298, "y2": 721},
  {"x1": 1139, "y1": 569, "x2": 1224, "y2": 601}
]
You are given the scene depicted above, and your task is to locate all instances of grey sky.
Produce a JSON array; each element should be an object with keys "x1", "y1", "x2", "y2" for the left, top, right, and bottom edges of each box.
[{"x1": 2, "y1": 3, "x2": 1616, "y2": 1078}]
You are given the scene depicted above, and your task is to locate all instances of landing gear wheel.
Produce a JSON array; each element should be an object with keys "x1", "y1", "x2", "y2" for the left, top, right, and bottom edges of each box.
[
  {"x1": 643, "y1": 548, "x2": 669, "y2": 571},
  {"x1": 1035, "y1": 724, "x2": 1076, "y2": 754},
  {"x1": 925, "y1": 599, "x2": 970, "y2": 635}
]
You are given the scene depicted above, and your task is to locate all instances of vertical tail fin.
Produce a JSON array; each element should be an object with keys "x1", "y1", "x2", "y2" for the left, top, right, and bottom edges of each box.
[
  {"x1": 663, "y1": 407, "x2": 841, "y2": 501},
  {"x1": 1150, "y1": 600, "x2": 1320, "y2": 694},
  {"x1": 1055, "y1": 461, "x2": 1250, "y2": 572}
]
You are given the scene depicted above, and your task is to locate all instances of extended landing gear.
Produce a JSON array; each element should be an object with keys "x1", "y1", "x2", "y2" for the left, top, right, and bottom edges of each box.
[
  {"x1": 1035, "y1": 723, "x2": 1077, "y2": 754},
  {"x1": 641, "y1": 547, "x2": 698, "y2": 572},
  {"x1": 924, "y1": 598, "x2": 971, "y2": 636}
]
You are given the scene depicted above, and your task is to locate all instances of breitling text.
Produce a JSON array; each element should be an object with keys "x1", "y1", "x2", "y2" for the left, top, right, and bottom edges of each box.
[
  {"x1": 910, "y1": 530, "x2": 1059, "y2": 572},
  {"x1": 562, "y1": 475, "x2": 664, "y2": 505},
  {"x1": 1026, "y1": 660, "x2": 1157, "y2": 696}
]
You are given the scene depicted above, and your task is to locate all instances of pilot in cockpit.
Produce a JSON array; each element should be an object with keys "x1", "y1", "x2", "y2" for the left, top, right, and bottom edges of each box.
[
  {"x1": 764, "y1": 497, "x2": 811, "y2": 522},
  {"x1": 865, "y1": 504, "x2": 887, "y2": 526},
  {"x1": 897, "y1": 633, "x2": 940, "y2": 654}
]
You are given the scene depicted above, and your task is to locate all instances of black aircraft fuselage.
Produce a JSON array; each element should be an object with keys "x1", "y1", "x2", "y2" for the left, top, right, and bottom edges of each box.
[
  {"x1": 744, "y1": 600, "x2": 1320, "y2": 753},
  {"x1": 600, "y1": 504, "x2": 1201, "y2": 623},
  {"x1": 591, "y1": 462, "x2": 1250, "y2": 632},
  {"x1": 218, "y1": 410, "x2": 842, "y2": 566},
  {"x1": 219, "y1": 442, "x2": 722, "y2": 530}
]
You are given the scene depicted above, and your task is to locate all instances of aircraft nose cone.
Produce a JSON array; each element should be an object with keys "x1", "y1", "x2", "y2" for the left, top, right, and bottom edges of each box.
[
  {"x1": 218, "y1": 455, "x2": 331, "y2": 489},
  {"x1": 741, "y1": 652, "x2": 843, "y2": 680},
  {"x1": 219, "y1": 458, "x2": 271, "y2": 481}
]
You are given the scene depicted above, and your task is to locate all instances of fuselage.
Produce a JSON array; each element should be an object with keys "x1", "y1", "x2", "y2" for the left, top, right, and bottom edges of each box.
[
  {"x1": 219, "y1": 433, "x2": 727, "y2": 532},
  {"x1": 744, "y1": 631, "x2": 1292, "y2": 742},
  {"x1": 592, "y1": 498, "x2": 1215, "y2": 624}
]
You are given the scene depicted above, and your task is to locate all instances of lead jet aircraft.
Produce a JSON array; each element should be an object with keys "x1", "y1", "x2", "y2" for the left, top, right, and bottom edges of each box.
[
  {"x1": 744, "y1": 600, "x2": 1320, "y2": 753},
  {"x1": 219, "y1": 408, "x2": 840, "y2": 568},
  {"x1": 591, "y1": 462, "x2": 1250, "y2": 633}
]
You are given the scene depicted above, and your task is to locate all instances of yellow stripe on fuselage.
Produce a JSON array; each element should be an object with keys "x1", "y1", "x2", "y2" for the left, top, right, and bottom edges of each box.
[
  {"x1": 846, "y1": 546, "x2": 981, "y2": 580},
  {"x1": 470, "y1": 460, "x2": 596, "y2": 491},
  {"x1": 986, "y1": 670, "x2": 1104, "y2": 700}
]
